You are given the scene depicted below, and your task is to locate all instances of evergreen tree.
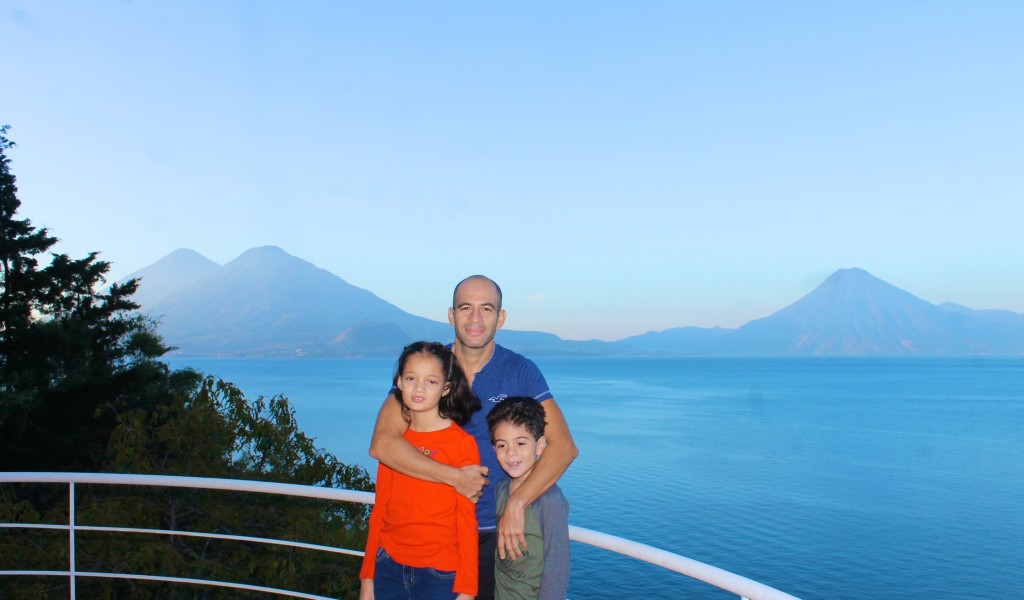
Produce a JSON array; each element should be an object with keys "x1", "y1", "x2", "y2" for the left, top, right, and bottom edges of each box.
[
  {"x1": 0, "y1": 125, "x2": 173, "y2": 471},
  {"x1": 0, "y1": 126, "x2": 373, "y2": 598}
]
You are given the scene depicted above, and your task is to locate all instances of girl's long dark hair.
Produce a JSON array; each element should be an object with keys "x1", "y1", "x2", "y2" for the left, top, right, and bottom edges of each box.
[{"x1": 393, "y1": 341, "x2": 480, "y2": 426}]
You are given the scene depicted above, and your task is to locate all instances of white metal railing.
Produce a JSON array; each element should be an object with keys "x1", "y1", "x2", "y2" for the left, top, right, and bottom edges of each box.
[{"x1": 0, "y1": 472, "x2": 801, "y2": 600}]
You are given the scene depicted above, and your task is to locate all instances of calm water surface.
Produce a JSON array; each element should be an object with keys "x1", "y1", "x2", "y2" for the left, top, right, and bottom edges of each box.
[{"x1": 167, "y1": 356, "x2": 1024, "y2": 599}]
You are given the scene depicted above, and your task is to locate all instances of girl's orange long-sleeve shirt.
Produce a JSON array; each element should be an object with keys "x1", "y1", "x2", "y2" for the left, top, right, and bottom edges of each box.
[{"x1": 361, "y1": 422, "x2": 480, "y2": 596}]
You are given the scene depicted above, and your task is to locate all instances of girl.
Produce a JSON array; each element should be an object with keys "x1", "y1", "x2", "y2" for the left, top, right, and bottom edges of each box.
[{"x1": 360, "y1": 341, "x2": 482, "y2": 600}]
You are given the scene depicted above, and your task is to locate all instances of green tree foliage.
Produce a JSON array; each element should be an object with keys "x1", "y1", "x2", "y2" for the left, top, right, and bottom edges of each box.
[
  {"x1": 0, "y1": 126, "x2": 374, "y2": 598},
  {"x1": 1, "y1": 376, "x2": 373, "y2": 599},
  {"x1": 1, "y1": 124, "x2": 173, "y2": 472},
  {"x1": 69, "y1": 376, "x2": 373, "y2": 599}
]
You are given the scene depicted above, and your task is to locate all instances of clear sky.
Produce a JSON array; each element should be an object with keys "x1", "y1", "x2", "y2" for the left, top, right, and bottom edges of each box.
[{"x1": 4, "y1": 1, "x2": 1022, "y2": 341}]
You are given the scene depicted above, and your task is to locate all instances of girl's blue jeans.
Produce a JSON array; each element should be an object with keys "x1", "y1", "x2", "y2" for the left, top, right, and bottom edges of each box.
[{"x1": 373, "y1": 547, "x2": 458, "y2": 600}]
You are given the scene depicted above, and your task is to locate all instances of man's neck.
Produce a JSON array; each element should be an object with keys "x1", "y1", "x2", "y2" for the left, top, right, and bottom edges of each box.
[{"x1": 452, "y1": 341, "x2": 496, "y2": 387}]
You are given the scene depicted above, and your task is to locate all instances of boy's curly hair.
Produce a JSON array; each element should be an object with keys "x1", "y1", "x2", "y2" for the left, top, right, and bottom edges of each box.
[{"x1": 486, "y1": 396, "x2": 546, "y2": 441}]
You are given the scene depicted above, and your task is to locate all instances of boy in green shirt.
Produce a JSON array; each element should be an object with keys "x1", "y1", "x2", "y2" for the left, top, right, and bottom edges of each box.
[{"x1": 487, "y1": 397, "x2": 570, "y2": 600}]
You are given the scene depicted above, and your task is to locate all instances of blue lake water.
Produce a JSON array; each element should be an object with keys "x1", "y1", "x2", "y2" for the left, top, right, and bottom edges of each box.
[{"x1": 166, "y1": 356, "x2": 1024, "y2": 599}]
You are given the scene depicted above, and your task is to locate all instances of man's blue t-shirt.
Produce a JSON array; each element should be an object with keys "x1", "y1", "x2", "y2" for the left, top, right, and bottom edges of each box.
[{"x1": 458, "y1": 344, "x2": 553, "y2": 530}]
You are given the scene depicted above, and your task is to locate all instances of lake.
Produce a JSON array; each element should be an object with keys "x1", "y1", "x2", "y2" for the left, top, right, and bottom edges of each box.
[{"x1": 166, "y1": 355, "x2": 1024, "y2": 599}]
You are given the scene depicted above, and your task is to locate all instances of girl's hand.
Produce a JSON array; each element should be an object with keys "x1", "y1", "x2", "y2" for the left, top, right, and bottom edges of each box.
[
  {"x1": 359, "y1": 578, "x2": 374, "y2": 600},
  {"x1": 455, "y1": 594, "x2": 475, "y2": 600}
]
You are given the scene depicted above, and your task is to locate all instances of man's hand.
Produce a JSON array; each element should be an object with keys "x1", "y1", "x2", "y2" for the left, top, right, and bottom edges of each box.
[
  {"x1": 453, "y1": 464, "x2": 488, "y2": 502},
  {"x1": 497, "y1": 496, "x2": 527, "y2": 560}
]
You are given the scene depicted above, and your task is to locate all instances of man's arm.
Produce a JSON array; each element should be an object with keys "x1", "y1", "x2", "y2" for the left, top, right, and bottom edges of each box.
[
  {"x1": 368, "y1": 394, "x2": 488, "y2": 499},
  {"x1": 497, "y1": 397, "x2": 578, "y2": 559}
]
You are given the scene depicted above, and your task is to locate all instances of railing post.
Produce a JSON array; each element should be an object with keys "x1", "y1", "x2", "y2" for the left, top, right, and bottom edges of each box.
[{"x1": 68, "y1": 482, "x2": 76, "y2": 600}]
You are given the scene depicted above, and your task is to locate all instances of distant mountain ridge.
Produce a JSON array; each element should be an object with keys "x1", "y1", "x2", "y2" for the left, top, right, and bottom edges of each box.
[
  {"x1": 122, "y1": 248, "x2": 1024, "y2": 357},
  {"x1": 129, "y1": 248, "x2": 220, "y2": 308},
  {"x1": 621, "y1": 268, "x2": 1024, "y2": 356},
  {"x1": 125, "y1": 246, "x2": 625, "y2": 357},
  {"x1": 132, "y1": 246, "x2": 450, "y2": 357}
]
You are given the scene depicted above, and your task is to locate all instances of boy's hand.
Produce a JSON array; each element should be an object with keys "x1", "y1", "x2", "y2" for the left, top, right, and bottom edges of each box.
[
  {"x1": 497, "y1": 497, "x2": 527, "y2": 560},
  {"x1": 454, "y1": 464, "x2": 488, "y2": 502}
]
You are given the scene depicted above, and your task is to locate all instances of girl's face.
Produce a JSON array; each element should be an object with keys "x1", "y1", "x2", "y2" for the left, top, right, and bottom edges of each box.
[{"x1": 396, "y1": 352, "x2": 450, "y2": 417}]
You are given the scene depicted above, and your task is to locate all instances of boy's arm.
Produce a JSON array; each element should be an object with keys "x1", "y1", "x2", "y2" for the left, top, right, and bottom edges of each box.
[
  {"x1": 369, "y1": 394, "x2": 488, "y2": 499},
  {"x1": 537, "y1": 490, "x2": 571, "y2": 600},
  {"x1": 497, "y1": 398, "x2": 578, "y2": 559}
]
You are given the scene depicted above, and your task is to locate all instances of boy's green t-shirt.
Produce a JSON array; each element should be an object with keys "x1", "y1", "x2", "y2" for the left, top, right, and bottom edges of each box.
[{"x1": 493, "y1": 479, "x2": 570, "y2": 600}]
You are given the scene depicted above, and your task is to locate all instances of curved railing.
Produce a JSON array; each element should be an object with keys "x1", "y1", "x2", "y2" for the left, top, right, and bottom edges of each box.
[{"x1": 0, "y1": 472, "x2": 801, "y2": 600}]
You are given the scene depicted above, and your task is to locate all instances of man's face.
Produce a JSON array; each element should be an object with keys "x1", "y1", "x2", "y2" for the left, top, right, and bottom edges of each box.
[{"x1": 448, "y1": 277, "x2": 506, "y2": 350}]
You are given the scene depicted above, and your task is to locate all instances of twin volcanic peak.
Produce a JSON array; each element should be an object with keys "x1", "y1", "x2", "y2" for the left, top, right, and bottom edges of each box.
[{"x1": 121, "y1": 250, "x2": 1024, "y2": 357}]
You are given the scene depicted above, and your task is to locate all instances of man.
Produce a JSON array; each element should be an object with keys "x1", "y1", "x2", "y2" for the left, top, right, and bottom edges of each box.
[{"x1": 370, "y1": 275, "x2": 578, "y2": 600}]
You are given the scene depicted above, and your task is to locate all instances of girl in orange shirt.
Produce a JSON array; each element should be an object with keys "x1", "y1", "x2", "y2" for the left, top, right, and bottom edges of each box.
[{"x1": 360, "y1": 341, "x2": 481, "y2": 599}]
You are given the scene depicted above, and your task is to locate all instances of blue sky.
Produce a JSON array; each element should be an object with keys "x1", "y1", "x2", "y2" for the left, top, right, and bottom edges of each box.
[{"x1": 4, "y1": 1, "x2": 1022, "y2": 340}]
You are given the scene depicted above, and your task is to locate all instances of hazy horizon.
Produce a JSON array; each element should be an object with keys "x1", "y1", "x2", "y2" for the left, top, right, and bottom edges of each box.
[
  {"x1": 5, "y1": 2, "x2": 1023, "y2": 340},
  {"x1": 132, "y1": 246, "x2": 1022, "y2": 345}
]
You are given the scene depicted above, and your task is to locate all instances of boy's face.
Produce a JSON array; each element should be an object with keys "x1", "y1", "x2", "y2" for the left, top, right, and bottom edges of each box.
[{"x1": 491, "y1": 421, "x2": 546, "y2": 480}]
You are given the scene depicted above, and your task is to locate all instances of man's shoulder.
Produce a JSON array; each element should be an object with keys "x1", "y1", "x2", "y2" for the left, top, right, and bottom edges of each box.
[
  {"x1": 476, "y1": 344, "x2": 552, "y2": 402},
  {"x1": 492, "y1": 343, "x2": 539, "y2": 368}
]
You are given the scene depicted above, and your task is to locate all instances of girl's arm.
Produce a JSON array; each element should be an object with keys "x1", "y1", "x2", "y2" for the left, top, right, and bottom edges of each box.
[
  {"x1": 359, "y1": 578, "x2": 375, "y2": 600},
  {"x1": 359, "y1": 464, "x2": 388, "y2": 587},
  {"x1": 453, "y1": 435, "x2": 481, "y2": 598},
  {"x1": 498, "y1": 398, "x2": 578, "y2": 559},
  {"x1": 369, "y1": 394, "x2": 488, "y2": 499}
]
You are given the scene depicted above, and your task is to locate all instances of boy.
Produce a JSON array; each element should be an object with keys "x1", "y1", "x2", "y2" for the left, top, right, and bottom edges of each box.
[{"x1": 486, "y1": 397, "x2": 570, "y2": 600}]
